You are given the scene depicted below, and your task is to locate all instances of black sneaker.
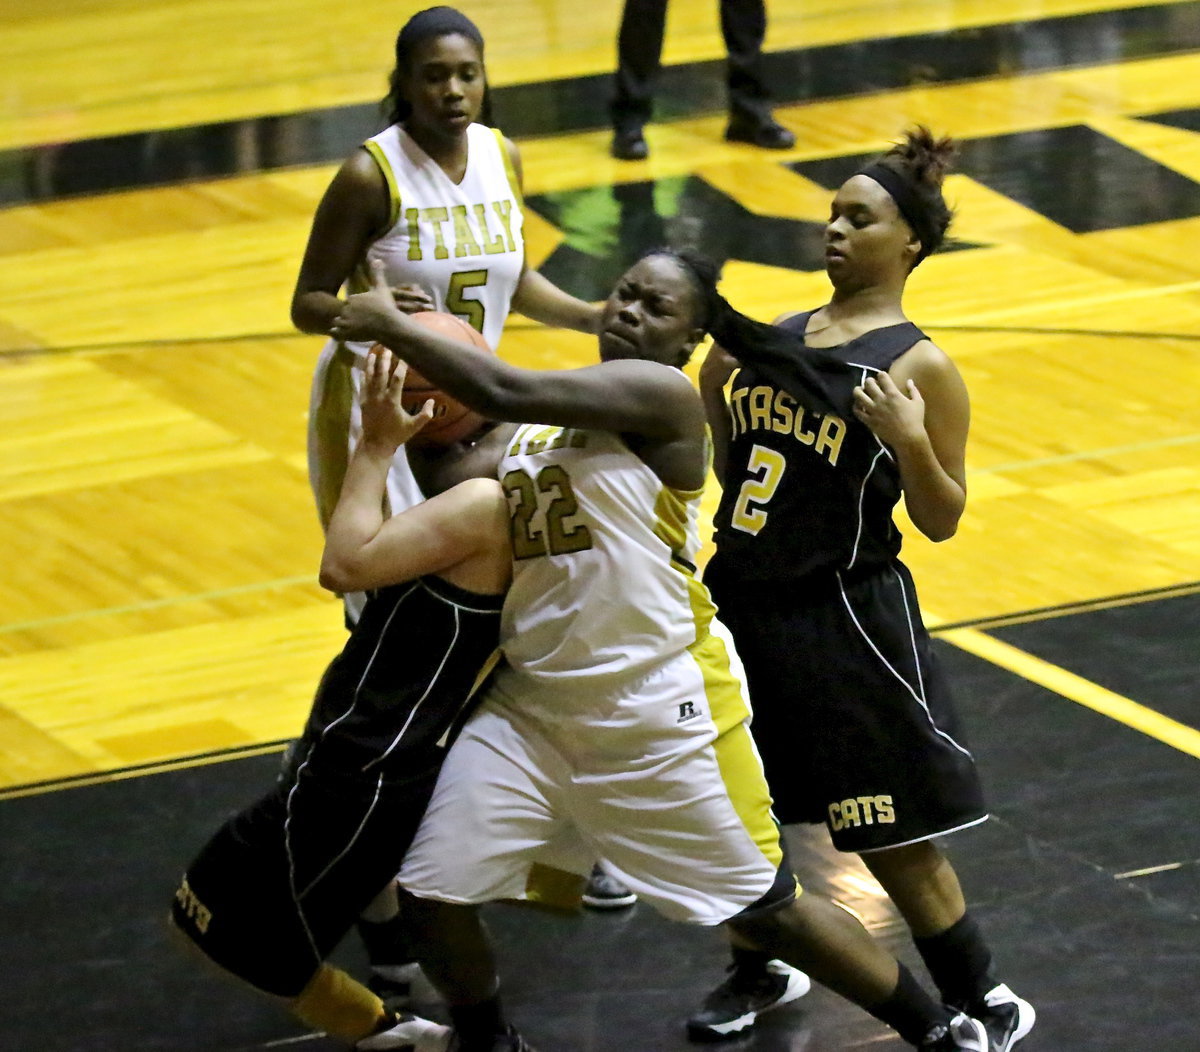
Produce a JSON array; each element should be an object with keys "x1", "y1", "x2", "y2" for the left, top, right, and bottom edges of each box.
[
  {"x1": 919, "y1": 1012, "x2": 989, "y2": 1051},
  {"x1": 968, "y1": 984, "x2": 1036, "y2": 1051},
  {"x1": 723, "y1": 116, "x2": 795, "y2": 150},
  {"x1": 356, "y1": 1010, "x2": 451, "y2": 1050},
  {"x1": 448, "y1": 1024, "x2": 537, "y2": 1051},
  {"x1": 686, "y1": 959, "x2": 810, "y2": 1041},
  {"x1": 611, "y1": 126, "x2": 649, "y2": 161},
  {"x1": 581, "y1": 864, "x2": 637, "y2": 909}
]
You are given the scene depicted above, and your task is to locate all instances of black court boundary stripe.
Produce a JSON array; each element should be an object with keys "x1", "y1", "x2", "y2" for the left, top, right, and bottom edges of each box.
[
  {"x1": 3, "y1": 580, "x2": 1196, "y2": 802},
  {"x1": 0, "y1": 739, "x2": 289, "y2": 802},
  {"x1": 1, "y1": 2, "x2": 1196, "y2": 206},
  {"x1": 930, "y1": 580, "x2": 1200, "y2": 632}
]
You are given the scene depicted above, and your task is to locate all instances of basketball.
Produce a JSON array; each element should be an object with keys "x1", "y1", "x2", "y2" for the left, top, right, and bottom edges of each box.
[{"x1": 376, "y1": 311, "x2": 493, "y2": 448}]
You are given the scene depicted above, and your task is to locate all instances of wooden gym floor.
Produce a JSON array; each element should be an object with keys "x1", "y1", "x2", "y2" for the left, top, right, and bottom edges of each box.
[{"x1": 1, "y1": 0, "x2": 1198, "y2": 1048}]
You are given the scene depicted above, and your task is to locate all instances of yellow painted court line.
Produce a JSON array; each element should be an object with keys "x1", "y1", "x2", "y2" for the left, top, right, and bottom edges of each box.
[
  {"x1": 0, "y1": 742, "x2": 288, "y2": 801},
  {"x1": 935, "y1": 625, "x2": 1200, "y2": 761}
]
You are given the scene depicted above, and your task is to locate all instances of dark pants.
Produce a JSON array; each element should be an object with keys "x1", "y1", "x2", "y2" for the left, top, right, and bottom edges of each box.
[{"x1": 610, "y1": 0, "x2": 771, "y2": 129}]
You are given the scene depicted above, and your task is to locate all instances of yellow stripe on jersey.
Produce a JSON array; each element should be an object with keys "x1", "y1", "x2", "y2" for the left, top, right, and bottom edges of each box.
[
  {"x1": 712, "y1": 719, "x2": 786, "y2": 869},
  {"x1": 363, "y1": 138, "x2": 402, "y2": 235},
  {"x1": 492, "y1": 127, "x2": 523, "y2": 204},
  {"x1": 653, "y1": 481, "x2": 780, "y2": 865},
  {"x1": 312, "y1": 344, "x2": 358, "y2": 528}
]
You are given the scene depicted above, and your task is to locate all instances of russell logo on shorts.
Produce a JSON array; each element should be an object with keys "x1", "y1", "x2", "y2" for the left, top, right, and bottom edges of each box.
[{"x1": 677, "y1": 701, "x2": 701, "y2": 723}]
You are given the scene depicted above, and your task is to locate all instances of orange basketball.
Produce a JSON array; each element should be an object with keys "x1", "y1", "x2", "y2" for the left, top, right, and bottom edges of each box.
[{"x1": 376, "y1": 311, "x2": 493, "y2": 448}]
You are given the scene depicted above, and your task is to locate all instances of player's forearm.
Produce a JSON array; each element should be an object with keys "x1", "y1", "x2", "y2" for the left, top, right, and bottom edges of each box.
[
  {"x1": 372, "y1": 312, "x2": 527, "y2": 419},
  {"x1": 894, "y1": 436, "x2": 966, "y2": 542},
  {"x1": 512, "y1": 270, "x2": 602, "y2": 333},
  {"x1": 320, "y1": 441, "x2": 396, "y2": 590},
  {"x1": 292, "y1": 290, "x2": 345, "y2": 336},
  {"x1": 700, "y1": 384, "x2": 732, "y2": 484}
]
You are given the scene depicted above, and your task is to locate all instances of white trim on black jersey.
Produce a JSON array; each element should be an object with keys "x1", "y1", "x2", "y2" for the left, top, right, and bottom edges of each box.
[
  {"x1": 835, "y1": 569, "x2": 974, "y2": 760},
  {"x1": 362, "y1": 604, "x2": 462, "y2": 772}
]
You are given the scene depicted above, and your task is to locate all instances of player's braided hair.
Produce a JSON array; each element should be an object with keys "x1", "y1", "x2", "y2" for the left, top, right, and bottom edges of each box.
[{"x1": 383, "y1": 7, "x2": 494, "y2": 127}]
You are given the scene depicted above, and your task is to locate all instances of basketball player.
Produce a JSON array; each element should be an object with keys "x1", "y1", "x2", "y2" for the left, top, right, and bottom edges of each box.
[
  {"x1": 290, "y1": 5, "x2": 606, "y2": 986},
  {"x1": 328, "y1": 251, "x2": 991, "y2": 1050},
  {"x1": 689, "y1": 128, "x2": 1035, "y2": 1051},
  {"x1": 170, "y1": 353, "x2": 508, "y2": 1051},
  {"x1": 292, "y1": 5, "x2": 600, "y2": 586}
]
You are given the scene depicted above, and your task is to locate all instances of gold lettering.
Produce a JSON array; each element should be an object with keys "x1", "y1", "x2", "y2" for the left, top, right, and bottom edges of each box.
[
  {"x1": 748, "y1": 386, "x2": 773, "y2": 432},
  {"x1": 474, "y1": 203, "x2": 508, "y2": 255},
  {"x1": 857, "y1": 795, "x2": 877, "y2": 824},
  {"x1": 828, "y1": 801, "x2": 844, "y2": 832},
  {"x1": 816, "y1": 415, "x2": 846, "y2": 466},
  {"x1": 420, "y1": 206, "x2": 451, "y2": 259},
  {"x1": 404, "y1": 208, "x2": 423, "y2": 261},
  {"x1": 729, "y1": 388, "x2": 749, "y2": 438},
  {"x1": 794, "y1": 405, "x2": 816, "y2": 446},
  {"x1": 840, "y1": 797, "x2": 861, "y2": 827},
  {"x1": 450, "y1": 205, "x2": 482, "y2": 258},
  {"x1": 491, "y1": 199, "x2": 517, "y2": 253},
  {"x1": 874, "y1": 795, "x2": 896, "y2": 824},
  {"x1": 772, "y1": 390, "x2": 795, "y2": 434}
]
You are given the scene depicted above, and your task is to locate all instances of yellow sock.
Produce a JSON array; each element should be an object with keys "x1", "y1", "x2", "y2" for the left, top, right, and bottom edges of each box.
[{"x1": 290, "y1": 963, "x2": 388, "y2": 1042}]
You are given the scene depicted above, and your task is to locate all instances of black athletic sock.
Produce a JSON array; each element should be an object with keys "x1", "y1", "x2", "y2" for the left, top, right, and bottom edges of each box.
[
  {"x1": 356, "y1": 914, "x2": 415, "y2": 968},
  {"x1": 867, "y1": 963, "x2": 951, "y2": 1046},
  {"x1": 731, "y1": 945, "x2": 772, "y2": 975},
  {"x1": 448, "y1": 996, "x2": 506, "y2": 1050},
  {"x1": 913, "y1": 912, "x2": 996, "y2": 1008}
]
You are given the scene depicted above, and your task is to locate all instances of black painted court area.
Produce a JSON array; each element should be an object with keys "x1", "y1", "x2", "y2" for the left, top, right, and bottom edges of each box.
[{"x1": 2, "y1": 594, "x2": 1196, "y2": 1051}]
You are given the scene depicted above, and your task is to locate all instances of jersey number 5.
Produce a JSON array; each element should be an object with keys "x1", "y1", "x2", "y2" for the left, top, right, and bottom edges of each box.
[
  {"x1": 730, "y1": 445, "x2": 787, "y2": 535},
  {"x1": 502, "y1": 465, "x2": 594, "y2": 559},
  {"x1": 447, "y1": 269, "x2": 488, "y2": 332}
]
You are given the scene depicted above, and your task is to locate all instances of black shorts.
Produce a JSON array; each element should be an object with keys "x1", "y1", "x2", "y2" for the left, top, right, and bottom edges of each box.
[
  {"x1": 171, "y1": 761, "x2": 436, "y2": 997},
  {"x1": 706, "y1": 557, "x2": 987, "y2": 854}
]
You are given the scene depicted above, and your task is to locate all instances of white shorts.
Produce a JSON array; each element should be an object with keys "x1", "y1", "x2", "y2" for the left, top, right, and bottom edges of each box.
[
  {"x1": 398, "y1": 634, "x2": 797, "y2": 925},
  {"x1": 308, "y1": 339, "x2": 426, "y2": 622}
]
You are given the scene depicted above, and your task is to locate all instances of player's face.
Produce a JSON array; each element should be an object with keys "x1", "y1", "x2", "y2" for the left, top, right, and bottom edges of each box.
[
  {"x1": 400, "y1": 33, "x2": 486, "y2": 141},
  {"x1": 599, "y1": 256, "x2": 704, "y2": 367},
  {"x1": 824, "y1": 175, "x2": 920, "y2": 288}
]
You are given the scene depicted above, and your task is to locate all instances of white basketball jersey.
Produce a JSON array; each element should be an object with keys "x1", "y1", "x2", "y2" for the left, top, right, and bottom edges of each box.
[
  {"x1": 495, "y1": 422, "x2": 720, "y2": 701},
  {"x1": 358, "y1": 122, "x2": 525, "y2": 351},
  {"x1": 309, "y1": 122, "x2": 525, "y2": 559}
]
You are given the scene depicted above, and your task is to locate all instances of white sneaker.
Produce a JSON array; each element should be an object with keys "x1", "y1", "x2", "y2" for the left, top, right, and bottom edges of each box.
[
  {"x1": 357, "y1": 1011, "x2": 452, "y2": 1051},
  {"x1": 972, "y1": 983, "x2": 1036, "y2": 1052},
  {"x1": 920, "y1": 1012, "x2": 988, "y2": 1050},
  {"x1": 686, "y1": 958, "x2": 811, "y2": 1039}
]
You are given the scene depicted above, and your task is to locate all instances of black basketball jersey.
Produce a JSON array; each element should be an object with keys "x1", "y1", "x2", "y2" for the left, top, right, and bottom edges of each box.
[
  {"x1": 298, "y1": 575, "x2": 502, "y2": 785},
  {"x1": 712, "y1": 310, "x2": 929, "y2": 580}
]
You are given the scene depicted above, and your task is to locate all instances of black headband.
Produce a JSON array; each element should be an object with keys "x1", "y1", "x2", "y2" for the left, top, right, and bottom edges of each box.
[
  {"x1": 858, "y1": 162, "x2": 940, "y2": 265},
  {"x1": 396, "y1": 6, "x2": 484, "y2": 61}
]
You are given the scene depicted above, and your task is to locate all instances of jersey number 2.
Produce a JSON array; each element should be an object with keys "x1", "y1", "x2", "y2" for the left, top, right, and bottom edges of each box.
[
  {"x1": 502, "y1": 465, "x2": 594, "y2": 559},
  {"x1": 730, "y1": 445, "x2": 786, "y2": 535}
]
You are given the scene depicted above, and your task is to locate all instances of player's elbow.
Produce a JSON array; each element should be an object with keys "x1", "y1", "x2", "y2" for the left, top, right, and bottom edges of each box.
[
  {"x1": 318, "y1": 554, "x2": 360, "y2": 594},
  {"x1": 920, "y1": 520, "x2": 958, "y2": 543}
]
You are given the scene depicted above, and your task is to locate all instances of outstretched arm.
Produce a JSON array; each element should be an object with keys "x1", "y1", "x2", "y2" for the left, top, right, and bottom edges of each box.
[
  {"x1": 499, "y1": 136, "x2": 601, "y2": 335},
  {"x1": 320, "y1": 350, "x2": 509, "y2": 594},
  {"x1": 330, "y1": 260, "x2": 702, "y2": 444},
  {"x1": 511, "y1": 268, "x2": 603, "y2": 334}
]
